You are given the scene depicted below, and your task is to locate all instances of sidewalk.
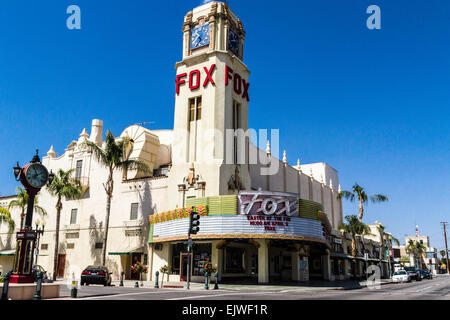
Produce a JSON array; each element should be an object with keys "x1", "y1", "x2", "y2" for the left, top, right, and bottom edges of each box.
[{"x1": 108, "y1": 278, "x2": 393, "y2": 291}]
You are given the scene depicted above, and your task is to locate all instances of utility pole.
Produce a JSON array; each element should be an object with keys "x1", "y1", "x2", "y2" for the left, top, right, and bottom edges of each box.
[{"x1": 441, "y1": 222, "x2": 450, "y2": 274}]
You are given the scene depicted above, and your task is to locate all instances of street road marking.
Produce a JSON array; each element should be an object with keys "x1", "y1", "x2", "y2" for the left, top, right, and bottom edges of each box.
[
  {"x1": 79, "y1": 290, "x2": 180, "y2": 300},
  {"x1": 166, "y1": 291, "x2": 278, "y2": 300},
  {"x1": 415, "y1": 286, "x2": 433, "y2": 293}
]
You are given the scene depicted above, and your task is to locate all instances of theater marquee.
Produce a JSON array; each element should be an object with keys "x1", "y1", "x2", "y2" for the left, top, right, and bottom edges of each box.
[{"x1": 150, "y1": 192, "x2": 326, "y2": 243}]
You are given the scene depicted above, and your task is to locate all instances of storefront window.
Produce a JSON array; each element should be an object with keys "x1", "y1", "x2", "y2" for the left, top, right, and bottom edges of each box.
[
  {"x1": 225, "y1": 247, "x2": 245, "y2": 273},
  {"x1": 170, "y1": 243, "x2": 212, "y2": 276},
  {"x1": 192, "y1": 243, "x2": 212, "y2": 276},
  {"x1": 171, "y1": 244, "x2": 183, "y2": 275}
]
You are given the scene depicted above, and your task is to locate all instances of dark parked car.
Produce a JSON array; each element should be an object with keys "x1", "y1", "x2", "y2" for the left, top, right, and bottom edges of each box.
[
  {"x1": 420, "y1": 269, "x2": 433, "y2": 280},
  {"x1": 32, "y1": 265, "x2": 49, "y2": 281},
  {"x1": 404, "y1": 267, "x2": 421, "y2": 281},
  {"x1": 81, "y1": 266, "x2": 112, "y2": 286}
]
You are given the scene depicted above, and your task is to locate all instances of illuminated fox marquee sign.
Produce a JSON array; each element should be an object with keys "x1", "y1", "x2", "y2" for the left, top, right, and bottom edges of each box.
[
  {"x1": 239, "y1": 191, "x2": 298, "y2": 217},
  {"x1": 175, "y1": 64, "x2": 250, "y2": 102}
]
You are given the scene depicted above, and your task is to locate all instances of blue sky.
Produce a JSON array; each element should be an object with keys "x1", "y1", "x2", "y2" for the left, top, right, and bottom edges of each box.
[{"x1": 0, "y1": 1, "x2": 449, "y2": 253}]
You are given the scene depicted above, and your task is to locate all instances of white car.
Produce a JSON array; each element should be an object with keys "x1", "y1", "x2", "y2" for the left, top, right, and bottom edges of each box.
[{"x1": 392, "y1": 270, "x2": 411, "y2": 283}]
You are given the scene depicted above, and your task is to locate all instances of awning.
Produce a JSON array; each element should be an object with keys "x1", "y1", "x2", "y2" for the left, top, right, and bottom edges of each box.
[
  {"x1": 0, "y1": 249, "x2": 15, "y2": 256},
  {"x1": 330, "y1": 252, "x2": 354, "y2": 259},
  {"x1": 108, "y1": 247, "x2": 143, "y2": 256}
]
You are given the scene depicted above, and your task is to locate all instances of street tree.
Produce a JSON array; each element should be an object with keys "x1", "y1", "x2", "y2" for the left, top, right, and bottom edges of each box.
[
  {"x1": 406, "y1": 239, "x2": 427, "y2": 268},
  {"x1": 337, "y1": 183, "x2": 388, "y2": 221},
  {"x1": 376, "y1": 224, "x2": 400, "y2": 260},
  {"x1": 47, "y1": 169, "x2": 83, "y2": 280},
  {"x1": 83, "y1": 130, "x2": 150, "y2": 266},
  {"x1": 8, "y1": 187, "x2": 47, "y2": 229},
  {"x1": 0, "y1": 207, "x2": 15, "y2": 232},
  {"x1": 339, "y1": 215, "x2": 372, "y2": 258}
]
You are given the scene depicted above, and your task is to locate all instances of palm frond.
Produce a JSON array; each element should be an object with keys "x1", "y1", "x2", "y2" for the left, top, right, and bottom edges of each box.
[
  {"x1": 337, "y1": 191, "x2": 354, "y2": 202},
  {"x1": 8, "y1": 187, "x2": 28, "y2": 210},
  {"x1": 390, "y1": 236, "x2": 400, "y2": 246},
  {"x1": 47, "y1": 168, "x2": 83, "y2": 200},
  {"x1": 34, "y1": 205, "x2": 47, "y2": 217},
  {"x1": 370, "y1": 194, "x2": 389, "y2": 203},
  {"x1": 82, "y1": 140, "x2": 108, "y2": 167},
  {"x1": 0, "y1": 207, "x2": 15, "y2": 232},
  {"x1": 119, "y1": 159, "x2": 151, "y2": 175}
]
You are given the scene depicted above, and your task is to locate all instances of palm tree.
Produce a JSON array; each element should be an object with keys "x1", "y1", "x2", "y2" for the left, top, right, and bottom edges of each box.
[
  {"x1": 415, "y1": 241, "x2": 427, "y2": 269},
  {"x1": 0, "y1": 207, "x2": 15, "y2": 232},
  {"x1": 376, "y1": 224, "x2": 400, "y2": 260},
  {"x1": 83, "y1": 130, "x2": 150, "y2": 266},
  {"x1": 8, "y1": 187, "x2": 47, "y2": 229},
  {"x1": 376, "y1": 224, "x2": 400, "y2": 277},
  {"x1": 337, "y1": 183, "x2": 388, "y2": 221},
  {"x1": 405, "y1": 239, "x2": 416, "y2": 266},
  {"x1": 339, "y1": 215, "x2": 372, "y2": 258},
  {"x1": 47, "y1": 169, "x2": 83, "y2": 280},
  {"x1": 406, "y1": 239, "x2": 426, "y2": 268}
]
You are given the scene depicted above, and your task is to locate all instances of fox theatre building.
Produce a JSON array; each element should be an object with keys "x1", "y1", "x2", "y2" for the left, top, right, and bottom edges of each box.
[
  {"x1": 149, "y1": 191, "x2": 335, "y2": 284},
  {"x1": 146, "y1": 1, "x2": 343, "y2": 284}
]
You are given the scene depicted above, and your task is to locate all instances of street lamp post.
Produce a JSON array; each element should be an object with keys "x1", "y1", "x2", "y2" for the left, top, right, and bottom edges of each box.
[
  {"x1": 34, "y1": 220, "x2": 45, "y2": 266},
  {"x1": 10, "y1": 150, "x2": 54, "y2": 284}
]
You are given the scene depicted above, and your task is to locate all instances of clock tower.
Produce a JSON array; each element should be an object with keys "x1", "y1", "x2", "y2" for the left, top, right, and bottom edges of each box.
[{"x1": 167, "y1": 1, "x2": 251, "y2": 209}]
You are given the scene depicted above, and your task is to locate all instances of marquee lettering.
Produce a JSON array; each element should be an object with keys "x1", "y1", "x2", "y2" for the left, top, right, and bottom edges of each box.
[
  {"x1": 176, "y1": 64, "x2": 250, "y2": 101},
  {"x1": 239, "y1": 192, "x2": 298, "y2": 217}
]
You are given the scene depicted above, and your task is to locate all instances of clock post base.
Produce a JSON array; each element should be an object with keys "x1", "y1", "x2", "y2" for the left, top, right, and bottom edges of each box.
[{"x1": 9, "y1": 275, "x2": 35, "y2": 284}]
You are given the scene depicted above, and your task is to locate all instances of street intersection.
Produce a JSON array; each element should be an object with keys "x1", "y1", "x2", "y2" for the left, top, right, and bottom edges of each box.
[{"x1": 56, "y1": 274, "x2": 450, "y2": 300}]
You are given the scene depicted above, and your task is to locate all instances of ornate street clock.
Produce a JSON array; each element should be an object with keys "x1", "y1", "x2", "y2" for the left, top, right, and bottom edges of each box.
[
  {"x1": 228, "y1": 28, "x2": 240, "y2": 56},
  {"x1": 10, "y1": 150, "x2": 54, "y2": 283}
]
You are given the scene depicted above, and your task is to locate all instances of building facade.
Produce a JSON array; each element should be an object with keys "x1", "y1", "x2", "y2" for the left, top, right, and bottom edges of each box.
[
  {"x1": 392, "y1": 235, "x2": 439, "y2": 275},
  {"x1": 0, "y1": 1, "x2": 389, "y2": 284}
]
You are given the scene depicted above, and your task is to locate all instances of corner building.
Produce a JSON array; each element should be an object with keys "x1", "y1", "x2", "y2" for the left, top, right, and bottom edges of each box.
[
  {"x1": 0, "y1": 1, "x2": 346, "y2": 284},
  {"x1": 150, "y1": 1, "x2": 343, "y2": 284}
]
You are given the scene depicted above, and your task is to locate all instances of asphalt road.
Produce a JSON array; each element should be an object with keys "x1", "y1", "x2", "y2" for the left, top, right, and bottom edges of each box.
[{"x1": 58, "y1": 275, "x2": 449, "y2": 300}]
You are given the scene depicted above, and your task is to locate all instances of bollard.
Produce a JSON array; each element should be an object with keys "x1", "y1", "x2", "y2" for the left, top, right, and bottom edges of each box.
[
  {"x1": 1, "y1": 271, "x2": 11, "y2": 300},
  {"x1": 119, "y1": 271, "x2": 124, "y2": 287},
  {"x1": 71, "y1": 280, "x2": 78, "y2": 298},
  {"x1": 214, "y1": 271, "x2": 219, "y2": 290},
  {"x1": 33, "y1": 272, "x2": 43, "y2": 300},
  {"x1": 204, "y1": 272, "x2": 209, "y2": 290},
  {"x1": 154, "y1": 271, "x2": 159, "y2": 288}
]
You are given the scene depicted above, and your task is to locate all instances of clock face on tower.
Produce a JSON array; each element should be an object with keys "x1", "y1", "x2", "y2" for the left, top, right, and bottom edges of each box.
[
  {"x1": 228, "y1": 28, "x2": 240, "y2": 56},
  {"x1": 25, "y1": 163, "x2": 49, "y2": 189},
  {"x1": 191, "y1": 24, "x2": 210, "y2": 50}
]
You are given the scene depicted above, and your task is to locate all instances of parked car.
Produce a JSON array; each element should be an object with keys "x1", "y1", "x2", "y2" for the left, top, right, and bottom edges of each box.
[
  {"x1": 81, "y1": 266, "x2": 112, "y2": 286},
  {"x1": 420, "y1": 269, "x2": 433, "y2": 280},
  {"x1": 32, "y1": 265, "x2": 49, "y2": 281},
  {"x1": 392, "y1": 270, "x2": 411, "y2": 283},
  {"x1": 404, "y1": 266, "x2": 422, "y2": 281}
]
